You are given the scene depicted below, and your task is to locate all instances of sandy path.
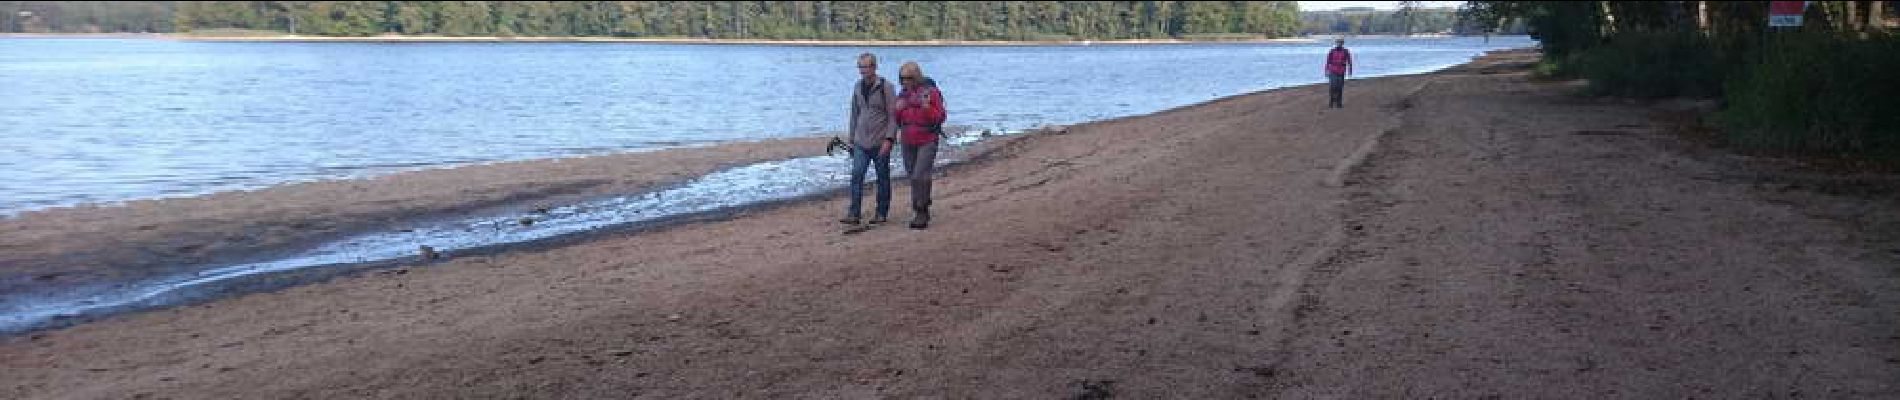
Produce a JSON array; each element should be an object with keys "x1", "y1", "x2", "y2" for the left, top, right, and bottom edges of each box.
[
  {"x1": 1264, "y1": 53, "x2": 1900, "y2": 398},
  {"x1": 5, "y1": 50, "x2": 1897, "y2": 398}
]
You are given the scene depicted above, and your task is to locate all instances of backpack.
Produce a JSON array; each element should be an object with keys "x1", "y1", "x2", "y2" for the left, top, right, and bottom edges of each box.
[{"x1": 918, "y1": 78, "x2": 946, "y2": 137}]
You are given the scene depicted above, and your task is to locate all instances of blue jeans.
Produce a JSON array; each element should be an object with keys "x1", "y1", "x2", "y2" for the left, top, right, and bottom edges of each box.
[{"x1": 845, "y1": 144, "x2": 891, "y2": 219}]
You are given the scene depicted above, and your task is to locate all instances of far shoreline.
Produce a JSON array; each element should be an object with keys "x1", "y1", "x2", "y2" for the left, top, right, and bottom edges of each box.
[
  {"x1": 161, "y1": 33, "x2": 1317, "y2": 46},
  {"x1": 0, "y1": 50, "x2": 1525, "y2": 336},
  {"x1": 0, "y1": 32, "x2": 1504, "y2": 46}
]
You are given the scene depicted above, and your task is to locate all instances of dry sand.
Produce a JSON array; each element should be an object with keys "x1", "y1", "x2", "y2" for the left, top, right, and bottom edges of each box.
[{"x1": 3, "y1": 50, "x2": 1896, "y2": 398}]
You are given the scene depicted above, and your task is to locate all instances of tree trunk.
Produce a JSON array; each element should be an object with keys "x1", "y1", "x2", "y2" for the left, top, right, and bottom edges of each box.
[
  {"x1": 1696, "y1": 1, "x2": 1709, "y2": 30},
  {"x1": 1868, "y1": 0, "x2": 1885, "y2": 29},
  {"x1": 1846, "y1": 0, "x2": 1860, "y2": 31}
]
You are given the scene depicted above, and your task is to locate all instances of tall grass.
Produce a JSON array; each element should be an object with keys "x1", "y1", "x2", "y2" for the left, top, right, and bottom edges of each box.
[
  {"x1": 1720, "y1": 32, "x2": 1900, "y2": 156},
  {"x1": 1576, "y1": 31, "x2": 1722, "y2": 98},
  {"x1": 1554, "y1": 29, "x2": 1900, "y2": 159}
]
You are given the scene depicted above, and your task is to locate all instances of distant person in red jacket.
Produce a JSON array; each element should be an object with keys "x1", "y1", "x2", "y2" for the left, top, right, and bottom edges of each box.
[
  {"x1": 1325, "y1": 38, "x2": 1354, "y2": 108},
  {"x1": 895, "y1": 61, "x2": 946, "y2": 229}
]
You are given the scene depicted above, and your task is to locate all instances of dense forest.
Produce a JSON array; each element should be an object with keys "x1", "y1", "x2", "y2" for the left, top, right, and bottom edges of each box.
[
  {"x1": 1, "y1": 1, "x2": 1408, "y2": 40},
  {"x1": 1302, "y1": 7, "x2": 1455, "y2": 35},
  {"x1": 163, "y1": 1, "x2": 1303, "y2": 40},
  {"x1": 0, "y1": 1, "x2": 1540, "y2": 39},
  {"x1": 1298, "y1": 6, "x2": 1528, "y2": 36},
  {"x1": 0, "y1": 1, "x2": 174, "y2": 33}
]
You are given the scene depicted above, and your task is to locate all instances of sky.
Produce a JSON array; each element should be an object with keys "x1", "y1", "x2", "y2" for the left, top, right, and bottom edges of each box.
[{"x1": 1298, "y1": 1, "x2": 1464, "y2": 11}]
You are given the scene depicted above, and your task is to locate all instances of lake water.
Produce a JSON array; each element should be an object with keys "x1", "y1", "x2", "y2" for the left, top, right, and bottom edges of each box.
[{"x1": 0, "y1": 36, "x2": 1533, "y2": 216}]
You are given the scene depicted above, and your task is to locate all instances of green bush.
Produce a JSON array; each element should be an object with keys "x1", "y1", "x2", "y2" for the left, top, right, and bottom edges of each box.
[
  {"x1": 1178, "y1": 33, "x2": 1262, "y2": 41},
  {"x1": 1721, "y1": 32, "x2": 1900, "y2": 156},
  {"x1": 176, "y1": 28, "x2": 286, "y2": 37},
  {"x1": 1531, "y1": 52, "x2": 1586, "y2": 79},
  {"x1": 1531, "y1": 59, "x2": 1568, "y2": 78},
  {"x1": 1576, "y1": 31, "x2": 1722, "y2": 98}
]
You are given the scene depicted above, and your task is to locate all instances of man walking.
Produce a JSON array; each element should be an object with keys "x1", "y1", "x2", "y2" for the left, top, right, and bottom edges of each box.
[{"x1": 843, "y1": 53, "x2": 899, "y2": 225}]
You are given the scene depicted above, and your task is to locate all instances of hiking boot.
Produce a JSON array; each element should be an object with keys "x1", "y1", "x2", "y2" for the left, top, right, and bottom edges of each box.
[
  {"x1": 868, "y1": 215, "x2": 887, "y2": 225},
  {"x1": 908, "y1": 208, "x2": 930, "y2": 229},
  {"x1": 839, "y1": 216, "x2": 860, "y2": 225}
]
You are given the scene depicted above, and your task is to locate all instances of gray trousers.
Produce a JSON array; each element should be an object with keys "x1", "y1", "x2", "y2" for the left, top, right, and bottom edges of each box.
[{"x1": 901, "y1": 141, "x2": 938, "y2": 210}]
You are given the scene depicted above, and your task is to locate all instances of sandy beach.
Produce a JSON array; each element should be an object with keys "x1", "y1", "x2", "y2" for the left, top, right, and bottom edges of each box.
[{"x1": 3, "y1": 50, "x2": 1897, "y2": 398}]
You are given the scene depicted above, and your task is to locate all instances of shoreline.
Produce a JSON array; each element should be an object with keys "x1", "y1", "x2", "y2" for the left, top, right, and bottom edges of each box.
[
  {"x1": 0, "y1": 47, "x2": 1522, "y2": 334},
  {"x1": 5, "y1": 48, "x2": 1895, "y2": 397},
  {"x1": 3, "y1": 53, "x2": 1464, "y2": 395},
  {"x1": 0, "y1": 42, "x2": 1530, "y2": 289},
  {"x1": 0, "y1": 128, "x2": 1031, "y2": 334},
  {"x1": 0, "y1": 32, "x2": 1513, "y2": 45},
  {"x1": 163, "y1": 34, "x2": 1318, "y2": 45},
  {"x1": 0, "y1": 136, "x2": 830, "y2": 293},
  {"x1": 0, "y1": 45, "x2": 1531, "y2": 330}
]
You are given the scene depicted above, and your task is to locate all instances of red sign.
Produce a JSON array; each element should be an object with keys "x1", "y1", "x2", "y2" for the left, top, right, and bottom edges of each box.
[{"x1": 1769, "y1": 1, "x2": 1807, "y2": 27}]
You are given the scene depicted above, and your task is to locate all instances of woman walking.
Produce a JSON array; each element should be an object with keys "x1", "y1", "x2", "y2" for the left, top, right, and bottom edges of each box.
[
  {"x1": 1325, "y1": 38, "x2": 1354, "y2": 108},
  {"x1": 894, "y1": 61, "x2": 946, "y2": 229}
]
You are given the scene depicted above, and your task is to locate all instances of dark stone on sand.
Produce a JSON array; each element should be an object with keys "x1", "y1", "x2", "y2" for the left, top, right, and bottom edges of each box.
[
  {"x1": 1071, "y1": 379, "x2": 1115, "y2": 400},
  {"x1": 1233, "y1": 366, "x2": 1276, "y2": 377}
]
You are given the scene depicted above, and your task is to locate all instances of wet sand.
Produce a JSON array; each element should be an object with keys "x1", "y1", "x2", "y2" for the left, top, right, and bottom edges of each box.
[
  {"x1": 4, "y1": 50, "x2": 1897, "y2": 398},
  {"x1": 1, "y1": 137, "x2": 829, "y2": 295}
]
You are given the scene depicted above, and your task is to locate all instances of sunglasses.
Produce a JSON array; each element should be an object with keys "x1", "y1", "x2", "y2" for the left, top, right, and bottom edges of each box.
[{"x1": 857, "y1": 65, "x2": 876, "y2": 69}]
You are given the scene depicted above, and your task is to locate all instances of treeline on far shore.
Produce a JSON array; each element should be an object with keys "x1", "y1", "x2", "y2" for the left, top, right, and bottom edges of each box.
[
  {"x1": 0, "y1": 1, "x2": 172, "y2": 33},
  {"x1": 1469, "y1": 1, "x2": 1900, "y2": 163},
  {"x1": 3, "y1": 1, "x2": 1301, "y2": 40},
  {"x1": 1, "y1": 1, "x2": 1527, "y2": 39},
  {"x1": 1299, "y1": 7, "x2": 1527, "y2": 36}
]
